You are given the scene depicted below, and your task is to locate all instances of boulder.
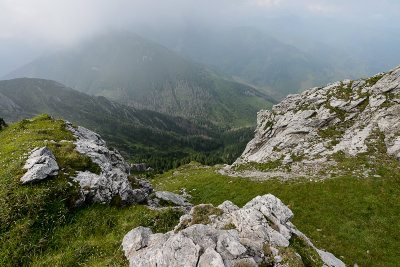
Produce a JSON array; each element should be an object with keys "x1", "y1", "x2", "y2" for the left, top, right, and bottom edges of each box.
[
  {"x1": 20, "y1": 146, "x2": 59, "y2": 183},
  {"x1": 155, "y1": 191, "x2": 192, "y2": 206},
  {"x1": 122, "y1": 194, "x2": 345, "y2": 267}
]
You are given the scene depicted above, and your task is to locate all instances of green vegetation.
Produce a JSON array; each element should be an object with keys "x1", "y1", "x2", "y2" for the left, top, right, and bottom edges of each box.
[
  {"x1": 0, "y1": 115, "x2": 182, "y2": 266},
  {"x1": 0, "y1": 117, "x2": 6, "y2": 131},
  {"x1": 152, "y1": 163, "x2": 400, "y2": 266},
  {"x1": 365, "y1": 73, "x2": 385, "y2": 86},
  {"x1": 263, "y1": 120, "x2": 273, "y2": 130},
  {"x1": 279, "y1": 246, "x2": 304, "y2": 266},
  {"x1": 235, "y1": 160, "x2": 282, "y2": 172},
  {"x1": 0, "y1": 78, "x2": 259, "y2": 173},
  {"x1": 289, "y1": 235, "x2": 323, "y2": 267},
  {"x1": 191, "y1": 205, "x2": 223, "y2": 225}
]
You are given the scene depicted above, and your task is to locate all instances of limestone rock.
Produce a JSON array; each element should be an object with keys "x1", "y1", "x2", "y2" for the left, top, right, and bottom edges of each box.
[
  {"x1": 123, "y1": 194, "x2": 345, "y2": 267},
  {"x1": 65, "y1": 122, "x2": 152, "y2": 205},
  {"x1": 155, "y1": 191, "x2": 192, "y2": 207},
  {"x1": 20, "y1": 147, "x2": 59, "y2": 183},
  {"x1": 231, "y1": 65, "x2": 400, "y2": 178}
]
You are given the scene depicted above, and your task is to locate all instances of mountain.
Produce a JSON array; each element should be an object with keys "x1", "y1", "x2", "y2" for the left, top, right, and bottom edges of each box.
[
  {"x1": 139, "y1": 26, "x2": 365, "y2": 99},
  {"x1": 0, "y1": 78, "x2": 255, "y2": 171},
  {"x1": 4, "y1": 31, "x2": 274, "y2": 127},
  {"x1": 227, "y1": 65, "x2": 400, "y2": 179}
]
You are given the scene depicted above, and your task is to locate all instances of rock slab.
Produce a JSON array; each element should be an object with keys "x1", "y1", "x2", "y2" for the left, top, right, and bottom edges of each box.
[{"x1": 20, "y1": 146, "x2": 59, "y2": 183}]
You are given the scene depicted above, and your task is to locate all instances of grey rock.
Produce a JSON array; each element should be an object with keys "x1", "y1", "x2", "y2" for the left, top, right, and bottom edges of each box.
[
  {"x1": 232, "y1": 65, "x2": 400, "y2": 177},
  {"x1": 155, "y1": 191, "x2": 192, "y2": 206},
  {"x1": 65, "y1": 122, "x2": 152, "y2": 205},
  {"x1": 122, "y1": 226, "x2": 153, "y2": 259},
  {"x1": 20, "y1": 147, "x2": 59, "y2": 183},
  {"x1": 198, "y1": 247, "x2": 225, "y2": 267},
  {"x1": 123, "y1": 194, "x2": 345, "y2": 267},
  {"x1": 317, "y1": 249, "x2": 346, "y2": 267}
]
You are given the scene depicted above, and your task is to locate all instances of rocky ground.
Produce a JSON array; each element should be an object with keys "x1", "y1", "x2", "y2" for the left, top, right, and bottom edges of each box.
[{"x1": 122, "y1": 194, "x2": 345, "y2": 267}]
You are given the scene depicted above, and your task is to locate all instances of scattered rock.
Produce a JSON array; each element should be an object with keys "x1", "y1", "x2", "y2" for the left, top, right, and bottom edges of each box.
[
  {"x1": 20, "y1": 147, "x2": 59, "y2": 184},
  {"x1": 155, "y1": 191, "x2": 192, "y2": 207},
  {"x1": 123, "y1": 194, "x2": 345, "y2": 267}
]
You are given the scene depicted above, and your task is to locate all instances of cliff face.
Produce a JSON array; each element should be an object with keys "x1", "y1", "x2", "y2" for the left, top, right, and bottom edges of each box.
[{"x1": 233, "y1": 65, "x2": 400, "y2": 177}]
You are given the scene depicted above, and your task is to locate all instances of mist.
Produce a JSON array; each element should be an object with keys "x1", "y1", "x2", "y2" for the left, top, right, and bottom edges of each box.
[{"x1": 1, "y1": 0, "x2": 399, "y2": 76}]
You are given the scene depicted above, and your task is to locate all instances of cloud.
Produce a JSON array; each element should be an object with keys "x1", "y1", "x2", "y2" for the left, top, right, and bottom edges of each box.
[{"x1": 0, "y1": 0, "x2": 399, "y2": 46}]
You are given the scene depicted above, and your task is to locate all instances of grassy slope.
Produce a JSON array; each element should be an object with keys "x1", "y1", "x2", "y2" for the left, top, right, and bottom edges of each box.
[
  {"x1": 0, "y1": 115, "x2": 182, "y2": 266},
  {"x1": 152, "y1": 163, "x2": 400, "y2": 267}
]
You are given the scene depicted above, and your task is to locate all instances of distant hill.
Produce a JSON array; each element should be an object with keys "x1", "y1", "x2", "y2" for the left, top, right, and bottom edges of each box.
[
  {"x1": 4, "y1": 31, "x2": 274, "y2": 127},
  {"x1": 0, "y1": 78, "x2": 255, "y2": 171}
]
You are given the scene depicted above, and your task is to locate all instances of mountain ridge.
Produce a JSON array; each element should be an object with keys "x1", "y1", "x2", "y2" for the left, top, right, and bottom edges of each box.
[
  {"x1": 4, "y1": 31, "x2": 274, "y2": 127},
  {"x1": 0, "y1": 78, "x2": 256, "y2": 171}
]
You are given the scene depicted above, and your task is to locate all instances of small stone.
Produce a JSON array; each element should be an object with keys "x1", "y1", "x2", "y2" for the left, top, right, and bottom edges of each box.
[{"x1": 155, "y1": 191, "x2": 192, "y2": 206}]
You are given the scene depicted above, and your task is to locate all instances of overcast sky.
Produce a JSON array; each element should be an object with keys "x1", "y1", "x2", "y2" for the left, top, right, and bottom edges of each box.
[
  {"x1": 0, "y1": 0, "x2": 399, "y2": 76},
  {"x1": 0, "y1": 0, "x2": 399, "y2": 45}
]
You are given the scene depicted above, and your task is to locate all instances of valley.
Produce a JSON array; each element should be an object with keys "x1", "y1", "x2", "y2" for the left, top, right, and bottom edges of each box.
[{"x1": 1, "y1": 2, "x2": 400, "y2": 266}]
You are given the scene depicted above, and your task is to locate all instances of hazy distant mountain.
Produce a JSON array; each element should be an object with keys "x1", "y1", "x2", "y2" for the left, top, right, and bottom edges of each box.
[
  {"x1": 139, "y1": 26, "x2": 366, "y2": 99},
  {"x1": 5, "y1": 31, "x2": 274, "y2": 127}
]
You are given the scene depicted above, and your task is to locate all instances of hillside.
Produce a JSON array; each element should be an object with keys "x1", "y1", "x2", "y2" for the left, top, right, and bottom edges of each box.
[
  {"x1": 0, "y1": 115, "x2": 183, "y2": 265},
  {"x1": 0, "y1": 78, "x2": 254, "y2": 171},
  {"x1": 0, "y1": 115, "x2": 346, "y2": 266},
  {"x1": 4, "y1": 31, "x2": 274, "y2": 126}
]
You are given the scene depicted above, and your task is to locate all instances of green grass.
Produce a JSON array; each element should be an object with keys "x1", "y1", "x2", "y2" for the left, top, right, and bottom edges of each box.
[
  {"x1": 152, "y1": 163, "x2": 400, "y2": 267},
  {"x1": 0, "y1": 115, "x2": 182, "y2": 266}
]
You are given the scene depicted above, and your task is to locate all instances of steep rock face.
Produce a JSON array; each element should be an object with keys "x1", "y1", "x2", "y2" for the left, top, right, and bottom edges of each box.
[
  {"x1": 233, "y1": 65, "x2": 400, "y2": 175},
  {"x1": 65, "y1": 122, "x2": 153, "y2": 205},
  {"x1": 122, "y1": 194, "x2": 345, "y2": 267}
]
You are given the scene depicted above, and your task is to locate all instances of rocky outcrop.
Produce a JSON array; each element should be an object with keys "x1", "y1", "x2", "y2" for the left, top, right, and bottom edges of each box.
[
  {"x1": 232, "y1": 65, "x2": 400, "y2": 177},
  {"x1": 20, "y1": 147, "x2": 59, "y2": 184},
  {"x1": 122, "y1": 194, "x2": 345, "y2": 267},
  {"x1": 65, "y1": 122, "x2": 153, "y2": 205}
]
